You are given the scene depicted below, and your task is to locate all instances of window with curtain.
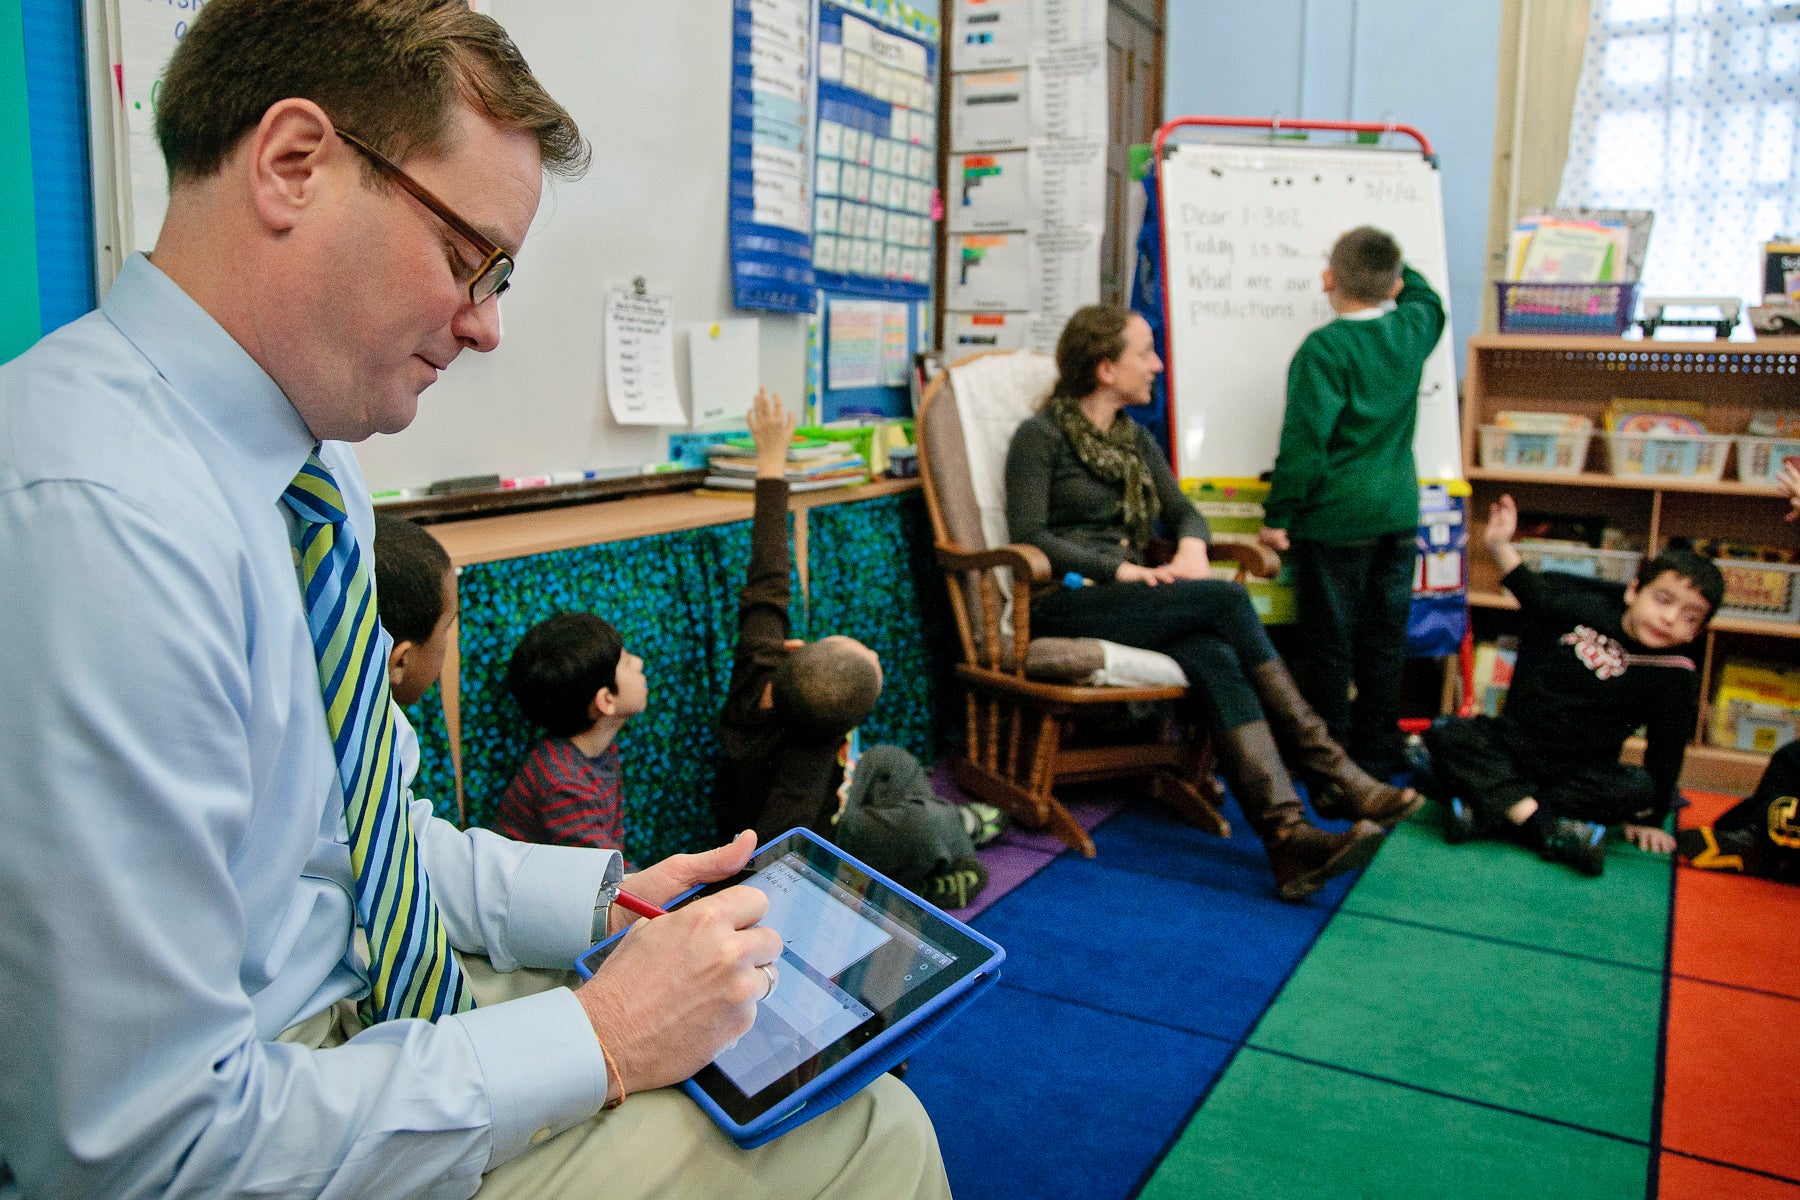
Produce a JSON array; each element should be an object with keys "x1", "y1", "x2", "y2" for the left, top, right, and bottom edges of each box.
[{"x1": 1558, "y1": 0, "x2": 1800, "y2": 302}]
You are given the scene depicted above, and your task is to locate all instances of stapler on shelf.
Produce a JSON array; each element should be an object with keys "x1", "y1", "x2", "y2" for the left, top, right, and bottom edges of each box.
[{"x1": 1637, "y1": 296, "x2": 1742, "y2": 339}]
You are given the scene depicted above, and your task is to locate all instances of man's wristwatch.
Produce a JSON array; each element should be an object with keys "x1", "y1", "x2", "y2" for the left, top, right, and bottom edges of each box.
[{"x1": 590, "y1": 853, "x2": 626, "y2": 944}]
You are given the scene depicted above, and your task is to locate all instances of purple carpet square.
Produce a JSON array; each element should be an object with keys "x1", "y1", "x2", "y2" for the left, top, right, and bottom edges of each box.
[{"x1": 945, "y1": 843, "x2": 1055, "y2": 920}]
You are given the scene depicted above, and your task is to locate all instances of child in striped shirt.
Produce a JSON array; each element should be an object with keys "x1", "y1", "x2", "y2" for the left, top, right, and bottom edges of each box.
[{"x1": 497, "y1": 612, "x2": 646, "y2": 859}]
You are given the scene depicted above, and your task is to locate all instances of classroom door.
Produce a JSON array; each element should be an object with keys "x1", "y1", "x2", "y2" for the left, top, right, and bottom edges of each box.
[{"x1": 1102, "y1": 0, "x2": 1163, "y2": 308}]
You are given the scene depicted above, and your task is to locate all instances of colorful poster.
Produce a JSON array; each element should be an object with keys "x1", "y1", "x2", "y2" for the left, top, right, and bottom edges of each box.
[{"x1": 729, "y1": 0, "x2": 818, "y2": 312}]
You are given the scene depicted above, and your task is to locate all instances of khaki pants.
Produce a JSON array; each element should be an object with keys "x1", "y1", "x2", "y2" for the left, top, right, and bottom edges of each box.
[{"x1": 278, "y1": 957, "x2": 951, "y2": 1200}]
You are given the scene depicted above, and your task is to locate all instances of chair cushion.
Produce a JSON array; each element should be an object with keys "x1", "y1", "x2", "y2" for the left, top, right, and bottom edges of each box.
[
  {"x1": 1023, "y1": 637, "x2": 1106, "y2": 682},
  {"x1": 1022, "y1": 638, "x2": 1189, "y2": 687}
]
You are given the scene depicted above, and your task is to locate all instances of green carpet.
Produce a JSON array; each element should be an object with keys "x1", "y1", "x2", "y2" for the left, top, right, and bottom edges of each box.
[
  {"x1": 1140, "y1": 810, "x2": 1673, "y2": 1198},
  {"x1": 1142, "y1": 1050, "x2": 1650, "y2": 1200},
  {"x1": 1342, "y1": 808, "x2": 1672, "y2": 970},
  {"x1": 1249, "y1": 912, "x2": 1663, "y2": 1140}
]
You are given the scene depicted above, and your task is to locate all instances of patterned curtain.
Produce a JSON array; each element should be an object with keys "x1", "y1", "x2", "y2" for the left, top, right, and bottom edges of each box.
[
  {"x1": 1558, "y1": 0, "x2": 1800, "y2": 302},
  {"x1": 403, "y1": 492, "x2": 953, "y2": 865}
]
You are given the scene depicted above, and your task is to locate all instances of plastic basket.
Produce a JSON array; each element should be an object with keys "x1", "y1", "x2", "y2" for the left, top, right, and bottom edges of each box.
[
  {"x1": 1714, "y1": 559, "x2": 1800, "y2": 623},
  {"x1": 1516, "y1": 542, "x2": 1642, "y2": 584},
  {"x1": 1494, "y1": 282, "x2": 1640, "y2": 335},
  {"x1": 1601, "y1": 431, "x2": 1732, "y2": 482},
  {"x1": 1734, "y1": 435, "x2": 1800, "y2": 485},
  {"x1": 1477, "y1": 424, "x2": 1594, "y2": 474}
]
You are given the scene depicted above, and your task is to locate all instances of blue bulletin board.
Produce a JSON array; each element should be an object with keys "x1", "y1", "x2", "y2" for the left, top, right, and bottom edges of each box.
[{"x1": 729, "y1": 0, "x2": 818, "y2": 313}]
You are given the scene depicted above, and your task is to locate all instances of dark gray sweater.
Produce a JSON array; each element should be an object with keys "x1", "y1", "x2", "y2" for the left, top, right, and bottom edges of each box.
[{"x1": 1004, "y1": 410, "x2": 1210, "y2": 582}]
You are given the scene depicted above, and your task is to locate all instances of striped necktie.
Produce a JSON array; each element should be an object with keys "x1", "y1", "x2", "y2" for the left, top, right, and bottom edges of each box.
[{"x1": 283, "y1": 451, "x2": 472, "y2": 1022}]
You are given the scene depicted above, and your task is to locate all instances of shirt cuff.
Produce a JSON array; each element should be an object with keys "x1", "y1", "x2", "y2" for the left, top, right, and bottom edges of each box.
[
  {"x1": 449, "y1": 985, "x2": 608, "y2": 1170},
  {"x1": 503, "y1": 844, "x2": 623, "y2": 967}
]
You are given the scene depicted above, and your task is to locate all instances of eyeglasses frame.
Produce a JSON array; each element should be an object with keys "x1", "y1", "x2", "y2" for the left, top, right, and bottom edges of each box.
[{"x1": 335, "y1": 128, "x2": 513, "y2": 305}]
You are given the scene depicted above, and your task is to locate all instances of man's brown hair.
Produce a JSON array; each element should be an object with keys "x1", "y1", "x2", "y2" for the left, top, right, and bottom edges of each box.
[
  {"x1": 1052, "y1": 303, "x2": 1135, "y2": 402},
  {"x1": 1328, "y1": 226, "x2": 1403, "y2": 305},
  {"x1": 157, "y1": 0, "x2": 587, "y2": 184}
]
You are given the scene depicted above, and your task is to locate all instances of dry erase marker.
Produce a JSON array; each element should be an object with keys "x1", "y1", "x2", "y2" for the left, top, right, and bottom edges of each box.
[
  {"x1": 370, "y1": 487, "x2": 424, "y2": 503},
  {"x1": 614, "y1": 890, "x2": 668, "y2": 920},
  {"x1": 500, "y1": 474, "x2": 552, "y2": 489}
]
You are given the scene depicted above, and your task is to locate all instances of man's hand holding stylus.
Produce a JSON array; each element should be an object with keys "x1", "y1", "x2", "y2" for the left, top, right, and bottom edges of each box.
[{"x1": 574, "y1": 831, "x2": 784, "y2": 1099}]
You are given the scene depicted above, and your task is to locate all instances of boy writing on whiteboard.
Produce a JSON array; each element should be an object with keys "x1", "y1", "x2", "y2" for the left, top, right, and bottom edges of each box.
[{"x1": 1257, "y1": 226, "x2": 1446, "y2": 786}]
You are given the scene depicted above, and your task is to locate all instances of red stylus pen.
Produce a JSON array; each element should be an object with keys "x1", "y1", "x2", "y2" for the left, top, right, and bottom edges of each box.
[{"x1": 614, "y1": 889, "x2": 668, "y2": 920}]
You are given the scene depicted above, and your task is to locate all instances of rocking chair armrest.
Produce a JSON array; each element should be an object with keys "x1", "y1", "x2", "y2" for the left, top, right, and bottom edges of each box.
[
  {"x1": 1212, "y1": 540, "x2": 1281, "y2": 580},
  {"x1": 934, "y1": 541, "x2": 1054, "y2": 584}
]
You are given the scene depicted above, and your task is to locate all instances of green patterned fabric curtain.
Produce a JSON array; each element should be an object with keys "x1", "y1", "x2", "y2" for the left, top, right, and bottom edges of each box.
[{"x1": 406, "y1": 492, "x2": 953, "y2": 866}]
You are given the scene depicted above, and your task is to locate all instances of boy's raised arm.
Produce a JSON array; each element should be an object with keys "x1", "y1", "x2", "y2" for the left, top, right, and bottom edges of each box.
[{"x1": 1484, "y1": 493, "x2": 1525, "y2": 577}]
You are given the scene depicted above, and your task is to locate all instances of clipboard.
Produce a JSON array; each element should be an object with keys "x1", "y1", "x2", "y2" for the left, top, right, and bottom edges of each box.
[{"x1": 575, "y1": 828, "x2": 1005, "y2": 1148}]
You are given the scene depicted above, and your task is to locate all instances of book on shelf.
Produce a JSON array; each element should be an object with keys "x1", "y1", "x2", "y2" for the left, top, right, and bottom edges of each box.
[
  {"x1": 1746, "y1": 411, "x2": 1800, "y2": 438},
  {"x1": 701, "y1": 473, "x2": 866, "y2": 493},
  {"x1": 705, "y1": 454, "x2": 867, "y2": 481},
  {"x1": 1493, "y1": 411, "x2": 1592, "y2": 434},
  {"x1": 1602, "y1": 398, "x2": 1708, "y2": 435},
  {"x1": 707, "y1": 436, "x2": 846, "y2": 462}
]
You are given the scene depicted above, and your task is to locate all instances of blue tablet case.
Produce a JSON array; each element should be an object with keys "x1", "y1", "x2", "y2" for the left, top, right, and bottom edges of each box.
[{"x1": 575, "y1": 828, "x2": 1004, "y2": 1148}]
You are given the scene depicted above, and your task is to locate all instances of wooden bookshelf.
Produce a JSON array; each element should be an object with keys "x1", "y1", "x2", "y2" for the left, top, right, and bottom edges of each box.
[{"x1": 1462, "y1": 334, "x2": 1800, "y2": 794}]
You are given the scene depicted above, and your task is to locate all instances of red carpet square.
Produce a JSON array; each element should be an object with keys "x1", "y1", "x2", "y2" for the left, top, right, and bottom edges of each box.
[
  {"x1": 1672, "y1": 868, "x2": 1800, "y2": 1000},
  {"x1": 1679, "y1": 789, "x2": 1745, "y2": 829},
  {"x1": 1662, "y1": 978, "x2": 1800, "y2": 1181},
  {"x1": 1659, "y1": 1152, "x2": 1800, "y2": 1198}
]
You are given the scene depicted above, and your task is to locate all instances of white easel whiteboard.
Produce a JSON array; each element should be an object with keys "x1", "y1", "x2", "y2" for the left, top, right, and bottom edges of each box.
[{"x1": 1158, "y1": 140, "x2": 1460, "y2": 483}]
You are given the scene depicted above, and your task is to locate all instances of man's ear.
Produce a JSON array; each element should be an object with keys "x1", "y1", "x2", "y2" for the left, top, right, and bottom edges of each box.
[
  {"x1": 387, "y1": 639, "x2": 415, "y2": 691},
  {"x1": 245, "y1": 98, "x2": 337, "y2": 235}
]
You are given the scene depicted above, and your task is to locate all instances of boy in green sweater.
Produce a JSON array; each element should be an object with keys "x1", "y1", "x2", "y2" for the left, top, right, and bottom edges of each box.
[{"x1": 1258, "y1": 227, "x2": 1447, "y2": 781}]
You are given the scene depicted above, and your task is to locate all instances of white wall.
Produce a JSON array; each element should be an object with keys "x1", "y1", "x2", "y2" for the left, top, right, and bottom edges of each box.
[
  {"x1": 353, "y1": 0, "x2": 809, "y2": 491},
  {"x1": 1164, "y1": 0, "x2": 1503, "y2": 376}
]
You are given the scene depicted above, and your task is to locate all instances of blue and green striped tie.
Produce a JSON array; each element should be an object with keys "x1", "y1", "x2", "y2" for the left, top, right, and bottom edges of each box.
[{"x1": 284, "y1": 451, "x2": 472, "y2": 1022}]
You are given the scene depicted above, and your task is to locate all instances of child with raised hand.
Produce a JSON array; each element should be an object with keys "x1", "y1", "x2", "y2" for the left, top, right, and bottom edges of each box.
[
  {"x1": 497, "y1": 611, "x2": 646, "y2": 856},
  {"x1": 712, "y1": 389, "x2": 996, "y2": 907},
  {"x1": 1420, "y1": 493, "x2": 1723, "y2": 876},
  {"x1": 1258, "y1": 226, "x2": 1447, "y2": 783}
]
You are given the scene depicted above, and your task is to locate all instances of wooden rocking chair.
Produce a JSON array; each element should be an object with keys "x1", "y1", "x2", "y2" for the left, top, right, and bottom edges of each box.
[{"x1": 915, "y1": 350, "x2": 1280, "y2": 857}]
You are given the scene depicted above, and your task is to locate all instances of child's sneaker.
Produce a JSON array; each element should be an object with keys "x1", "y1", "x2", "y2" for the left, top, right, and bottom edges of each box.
[
  {"x1": 925, "y1": 855, "x2": 989, "y2": 909},
  {"x1": 960, "y1": 802, "x2": 1008, "y2": 848},
  {"x1": 1443, "y1": 796, "x2": 1484, "y2": 845},
  {"x1": 1538, "y1": 817, "x2": 1606, "y2": 877}
]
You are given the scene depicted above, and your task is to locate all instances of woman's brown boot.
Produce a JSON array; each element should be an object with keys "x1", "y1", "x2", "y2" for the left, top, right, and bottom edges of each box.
[
  {"x1": 1212, "y1": 720, "x2": 1386, "y2": 902},
  {"x1": 1249, "y1": 660, "x2": 1423, "y2": 827}
]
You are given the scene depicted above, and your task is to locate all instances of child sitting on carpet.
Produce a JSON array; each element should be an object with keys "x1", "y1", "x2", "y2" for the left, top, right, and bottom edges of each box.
[
  {"x1": 1417, "y1": 494, "x2": 1722, "y2": 876},
  {"x1": 496, "y1": 612, "x2": 643, "y2": 856},
  {"x1": 711, "y1": 388, "x2": 1000, "y2": 908},
  {"x1": 1678, "y1": 458, "x2": 1800, "y2": 882}
]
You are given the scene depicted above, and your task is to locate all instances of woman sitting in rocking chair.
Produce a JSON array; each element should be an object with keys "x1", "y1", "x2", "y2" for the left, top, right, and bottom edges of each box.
[{"x1": 1003, "y1": 304, "x2": 1421, "y2": 901}]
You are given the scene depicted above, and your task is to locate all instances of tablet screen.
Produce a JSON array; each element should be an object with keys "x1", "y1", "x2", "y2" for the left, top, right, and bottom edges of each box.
[{"x1": 580, "y1": 830, "x2": 999, "y2": 1125}]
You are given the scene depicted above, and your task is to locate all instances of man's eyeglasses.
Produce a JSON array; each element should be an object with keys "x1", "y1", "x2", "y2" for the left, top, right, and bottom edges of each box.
[{"x1": 336, "y1": 129, "x2": 513, "y2": 305}]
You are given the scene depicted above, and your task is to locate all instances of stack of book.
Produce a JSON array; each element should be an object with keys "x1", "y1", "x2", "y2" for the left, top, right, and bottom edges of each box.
[{"x1": 704, "y1": 436, "x2": 869, "y2": 493}]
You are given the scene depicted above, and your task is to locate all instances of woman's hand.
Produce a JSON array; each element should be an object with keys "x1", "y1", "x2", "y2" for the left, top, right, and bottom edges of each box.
[
  {"x1": 1116, "y1": 561, "x2": 1179, "y2": 586},
  {"x1": 1164, "y1": 537, "x2": 1211, "y2": 580}
]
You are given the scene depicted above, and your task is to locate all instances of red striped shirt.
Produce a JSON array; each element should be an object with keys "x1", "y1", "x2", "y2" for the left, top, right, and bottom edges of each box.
[{"x1": 496, "y1": 738, "x2": 630, "y2": 862}]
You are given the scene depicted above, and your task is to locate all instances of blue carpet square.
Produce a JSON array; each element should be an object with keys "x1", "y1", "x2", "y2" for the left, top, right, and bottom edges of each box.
[
  {"x1": 972, "y1": 852, "x2": 1335, "y2": 1040},
  {"x1": 906, "y1": 983, "x2": 1234, "y2": 1200},
  {"x1": 1090, "y1": 797, "x2": 1365, "y2": 908}
]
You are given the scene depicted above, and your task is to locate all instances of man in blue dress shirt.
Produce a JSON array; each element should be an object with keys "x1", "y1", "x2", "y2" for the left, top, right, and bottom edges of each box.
[{"x1": 0, "y1": 2, "x2": 947, "y2": 1197}]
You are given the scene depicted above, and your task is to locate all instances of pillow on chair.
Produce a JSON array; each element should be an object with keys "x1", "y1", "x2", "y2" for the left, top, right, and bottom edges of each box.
[{"x1": 1022, "y1": 638, "x2": 1189, "y2": 687}]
